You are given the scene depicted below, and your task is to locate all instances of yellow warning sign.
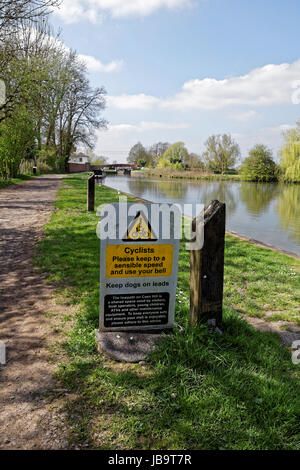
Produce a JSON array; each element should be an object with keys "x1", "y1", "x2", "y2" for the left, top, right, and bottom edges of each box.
[
  {"x1": 125, "y1": 211, "x2": 157, "y2": 241},
  {"x1": 106, "y1": 244, "x2": 173, "y2": 278}
]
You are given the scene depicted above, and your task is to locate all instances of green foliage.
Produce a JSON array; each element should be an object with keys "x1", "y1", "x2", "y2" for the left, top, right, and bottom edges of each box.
[
  {"x1": 203, "y1": 134, "x2": 240, "y2": 174},
  {"x1": 37, "y1": 147, "x2": 66, "y2": 173},
  {"x1": 276, "y1": 184, "x2": 300, "y2": 244},
  {"x1": 280, "y1": 123, "x2": 300, "y2": 183},
  {"x1": 184, "y1": 152, "x2": 204, "y2": 170},
  {"x1": 161, "y1": 142, "x2": 188, "y2": 168},
  {"x1": 130, "y1": 141, "x2": 203, "y2": 171},
  {"x1": 241, "y1": 145, "x2": 279, "y2": 182},
  {"x1": 157, "y1": 158, "x2": 183, "y2": 170},
  {"x1": 0, "y1": 106, "x2": 36, "y2": 179},
  {"x1": 127, "y1": 142, "x2": 154, "y2": 167},
  {"x1": 148, "y1": 142, "x2": 170, "y2": 166},
  {"x1": 0, "y1": 23, "x2": 106, "y2": 177},
  {"x1": 91, "y1": 158, "x2": 108, "y2": 166}
]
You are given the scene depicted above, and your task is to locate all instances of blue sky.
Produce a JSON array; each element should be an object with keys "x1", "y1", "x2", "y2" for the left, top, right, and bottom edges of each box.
[{"x1": 51, "y1": 0, "x2": 300, "y2": 162}]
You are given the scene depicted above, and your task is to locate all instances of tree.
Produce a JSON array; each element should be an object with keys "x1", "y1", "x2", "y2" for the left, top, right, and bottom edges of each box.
[
  {"x1": 280, "y1": 122, "x2": 300, "y2": 183},
  {"x1": 0, "y1": 19, "x2": 63, "y2": 125},
  {"x1": 85, "y1": 149, "x2": 108, "y2": 165},
  {"x1": 0, "y1": 105, "x2": 36, "y2": 178},
  {"x1": 241, "y1": 145, "x2": 279, "y2": 182},
  {"x1": 159, "y1": 142, "x2": 188, "y2": 169},
  {"x1": 29, "y1": 46, "x2": 107, "y2": 169},
  {"x1": 203, "y1": 134, "x2": 240, "y2": 174},
  {"x1": 0, "y1": 0, "x2": 59, "y2": 39},
  {"x1": 92, "y1": 157, "x2": 108, "y2": 165},
  {"x1": 56, "y1": 54, "x2": 107, "y2": 168},
  {"x1": 0, "y1": 20, "x2": 107, "y2": 176},
  {"x1": 127, "y1": 142, "x2": 151, "y2": 167},
  {"x1": 185, "y1": 152, "x2": 205, "y2": 170},
  {"x1": 148, "y1": 142, "x2": 170, "y2": 166}
]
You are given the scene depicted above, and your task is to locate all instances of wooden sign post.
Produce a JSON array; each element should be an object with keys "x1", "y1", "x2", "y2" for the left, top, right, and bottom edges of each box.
[
  {"x1": 190, "y1": 200, "x2": 226, "y2": 329},
  {"x1": 87, "y1": 174, "x2": 95, "y2": 212}
]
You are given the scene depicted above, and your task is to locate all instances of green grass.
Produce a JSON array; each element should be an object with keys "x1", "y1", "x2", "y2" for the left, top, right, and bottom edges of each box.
[
  {"x1": 0, "y1": 174, "x2": 35, "y2": 189},
  {"x1": 35, "y1": 175, "x2": 300, "y2": 450}
]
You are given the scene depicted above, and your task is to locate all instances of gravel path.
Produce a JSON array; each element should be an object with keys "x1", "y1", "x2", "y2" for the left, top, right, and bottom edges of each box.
[{"x1": 0, "y1": 176, "x2": 69, "y2": 450}]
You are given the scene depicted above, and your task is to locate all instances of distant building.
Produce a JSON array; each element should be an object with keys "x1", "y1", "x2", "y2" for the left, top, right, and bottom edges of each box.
[
  {"x1": 67, "y1": 153, "x2": 91, "y2": 173},
  {"x1": 68, "y1": 153, "x2": 90, "y2": 164}
]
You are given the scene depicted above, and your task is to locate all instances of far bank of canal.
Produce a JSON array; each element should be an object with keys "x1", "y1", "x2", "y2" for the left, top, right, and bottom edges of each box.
[{"x1": 103, "y1": 175, "x2": 300, "y2": 257}]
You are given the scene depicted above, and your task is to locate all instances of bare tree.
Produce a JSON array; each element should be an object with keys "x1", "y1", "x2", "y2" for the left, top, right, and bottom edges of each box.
[
  {"x1": 51, "y1": 53, "x2": 107, "y2": 168},
  {"x1": 203, "y1": 134, "x2": 240, "y2": 174},
  {"x1": 149, "y1": 142, "x2": 170, "y2": 166},
  {"x1": 0, "y1": 0, "x2": 60, "y2": 36}
]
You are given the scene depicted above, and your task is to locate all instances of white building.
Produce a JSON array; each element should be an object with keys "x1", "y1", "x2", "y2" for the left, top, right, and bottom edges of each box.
[{"x1": 68, "y1": 153, "x2": 90, "y2": 164}]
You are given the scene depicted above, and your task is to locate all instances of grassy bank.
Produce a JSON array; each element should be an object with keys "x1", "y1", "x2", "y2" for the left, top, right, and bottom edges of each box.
[
  {"x1": 133, "y1": 168, "x2": 241, "y2": 181},
  {"x1": 35, "y1": 175, "x2": 300, "y2": 450},
  {"x1": 0, "y1": 174, "x2": 35, "y2": 189}
]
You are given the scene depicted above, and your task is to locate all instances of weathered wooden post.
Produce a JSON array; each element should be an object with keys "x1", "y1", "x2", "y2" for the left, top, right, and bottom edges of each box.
[
  {"x1": 87, "y1": 174, "x2": 95, "y2": 212},
  {"x1": 190, "y1": 200, "x2": 226, "y2": 328}
]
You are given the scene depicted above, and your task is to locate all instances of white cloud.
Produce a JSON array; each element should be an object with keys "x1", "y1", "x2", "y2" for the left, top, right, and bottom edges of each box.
[
  {"x1": 108, "y1": 121, "x2": 189, "y2": 133},
  {"x1": 78, "y1": 54, "x2": 123, "y2": 72},
  {"x1": 107, "y1": 94, "x2": 160, "y2": 110},
  {"x1": 55, "y1": 0, "x2": 192, "y2": 24},
  {"x1": 229, "y1": 110, "x2": 260, "y2": 122},
  {"x1": 163, "y1": 60, "x2": 300, "y2": 110},
  {"x1": 107, "y1": 59, "x2": 300, "y2": 110}
]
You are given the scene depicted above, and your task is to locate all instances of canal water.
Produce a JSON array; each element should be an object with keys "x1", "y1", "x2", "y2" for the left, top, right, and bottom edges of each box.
[{"x1": 103, "y1": 175, "x2": 300, "y2": 256}]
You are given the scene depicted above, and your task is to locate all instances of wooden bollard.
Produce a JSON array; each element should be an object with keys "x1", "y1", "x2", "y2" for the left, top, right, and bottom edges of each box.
[
  {"x1": 87, "y1": 175, "x2": 95, "y2": 212},
  {"x1": 190, "y1": 200, "x2": 226, "y2": 328}
]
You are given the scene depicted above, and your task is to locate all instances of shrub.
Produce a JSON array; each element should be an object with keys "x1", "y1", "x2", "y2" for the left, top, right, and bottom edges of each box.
[{"x1": 241, "y1": 145, "x2": 279, "y2": 182}]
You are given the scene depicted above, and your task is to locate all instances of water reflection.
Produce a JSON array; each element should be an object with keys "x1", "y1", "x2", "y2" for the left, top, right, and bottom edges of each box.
[
  {"x1": 277, "y1": 185, "x2": 300, "y2": 244},
  {"x1": 103, "y1": 175, "x2": 300, "y2": 255},
  {"x1": 127, "y1": 179, "x2": 188, "y2": 200},
  {"x1": 240, "y1": 183, "x2": 280, "y2": 216},
  {"x1": 189, "y1": 181, "x2": 237, "y2": 214}
]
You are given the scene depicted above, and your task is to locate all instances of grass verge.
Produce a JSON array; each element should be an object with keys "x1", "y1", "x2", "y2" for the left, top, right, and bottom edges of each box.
[
  {"x1": 35, "y1": 175, "x2": 300, "y2": 450},
  {"x1": 0, "y1": 174, "x2": 35, "y2": 189}
]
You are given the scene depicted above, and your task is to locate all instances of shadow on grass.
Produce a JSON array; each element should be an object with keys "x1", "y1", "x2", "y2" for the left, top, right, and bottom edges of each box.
[
  {"x1": 55, "y1": 312, "x2": 299, "y2": 450},
  {"x1": 36, "y1": 176, "x2": 300, "y2": 450}
]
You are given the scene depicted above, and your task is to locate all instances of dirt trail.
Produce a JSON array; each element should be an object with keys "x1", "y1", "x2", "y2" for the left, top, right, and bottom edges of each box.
[{"x1": 0, "y1": 175, "x2": 70, "y2": 450}]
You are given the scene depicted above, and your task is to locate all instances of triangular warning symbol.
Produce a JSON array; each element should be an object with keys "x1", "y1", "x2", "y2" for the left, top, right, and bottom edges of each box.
[{"x1": 123, "y1": 211, "x2": 157, "y2": 242}]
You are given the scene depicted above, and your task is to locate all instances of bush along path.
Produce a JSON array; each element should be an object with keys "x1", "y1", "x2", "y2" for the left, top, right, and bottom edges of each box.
[{"x1": 33, "y1": 175, "x2": 300, "y2": 450}]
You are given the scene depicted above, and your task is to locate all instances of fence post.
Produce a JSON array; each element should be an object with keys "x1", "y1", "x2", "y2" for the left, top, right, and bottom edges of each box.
[
  {"x1": 190, "y1": 200, "x2": 226, "y2": 329},
  {"x1": 87, "y1": 174, "x2": 95, "y2": 212}
]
